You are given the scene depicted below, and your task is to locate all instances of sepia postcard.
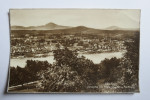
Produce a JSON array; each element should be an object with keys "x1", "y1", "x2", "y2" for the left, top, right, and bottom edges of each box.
[{"x1": 7, "y1": 9, "x2": 140, "y2": 93}]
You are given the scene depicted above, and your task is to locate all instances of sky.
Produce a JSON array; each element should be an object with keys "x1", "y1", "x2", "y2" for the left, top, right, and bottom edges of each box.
[{"x1": 10, "y1": 9, "x2": 141, "y2": 29}]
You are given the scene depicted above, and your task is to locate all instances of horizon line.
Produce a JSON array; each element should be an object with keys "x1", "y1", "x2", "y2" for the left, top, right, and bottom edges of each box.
[{"x1": 11, "y1": 22, "x2": 140, "y2": 30}]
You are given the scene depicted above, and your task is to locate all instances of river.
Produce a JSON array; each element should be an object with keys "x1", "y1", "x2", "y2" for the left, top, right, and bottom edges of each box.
[{"x1": 10, "y1": 52, "x2": 124, "y2": 68}]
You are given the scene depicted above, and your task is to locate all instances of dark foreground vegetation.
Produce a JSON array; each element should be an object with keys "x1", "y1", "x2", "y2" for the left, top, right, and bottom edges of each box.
[{"x1": 9, "y1": 33, "x2": 139, "y2": 92}]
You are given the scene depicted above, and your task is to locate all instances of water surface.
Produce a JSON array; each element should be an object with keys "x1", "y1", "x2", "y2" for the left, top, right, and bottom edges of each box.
[{"x1": 10, "y1": 52, "x2": 124, "y2": 68}]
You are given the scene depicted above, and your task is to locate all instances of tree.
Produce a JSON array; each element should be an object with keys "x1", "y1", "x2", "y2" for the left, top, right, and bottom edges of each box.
[
  {"x1": 9, "y1": 67, "x2": 18, "y2": 86},
  {"x1": 9, "y1": 60, "x2": 52, "y2": 86},
  {"x1": 98, "y1": 57, "x2": 120, "y2": 82},
  {"x1": 15, "y1": 66, "x2": 32, "y2": 86},
  {"x1": 117, "y1": 33, "x2": 140, "y2": 91},
  {"x1": 53, "y1": 48, "x2": 98, "y2": 84},
  {"x1": 124, "y1": 32, "x2": 139, "y2": 79},
  {"x1": 38, "y1": 48, "x2": 99, "y2": 92},
  {"x1": 37, "y1": 65, "x2": 87, "y2": 92}
]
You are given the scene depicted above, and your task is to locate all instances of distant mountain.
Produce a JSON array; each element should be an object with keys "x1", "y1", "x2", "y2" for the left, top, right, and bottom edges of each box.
[
  {"x1": 11, "y1": 22, "x2": 71, "y2": 30},
  {"x1": 104, "y1": 26, "x2": 139, "y2": 31},
  {"x1": 11, "y1": 22, "x2": 139, "y2": 31},
  {"x1": 104, "y1": 26, "x2": 122, "y2": 30},
  {"x1": 12, "y1": 24, "x2": 139, "y2": 39},
  {"x1": 52, "y1": 26, "x2": 102, "y2": 34}
]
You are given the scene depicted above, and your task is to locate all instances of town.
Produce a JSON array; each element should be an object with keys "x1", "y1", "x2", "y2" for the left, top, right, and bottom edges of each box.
[{"x1": 10, "y1": 32, "x2": 130, "y2": 58}]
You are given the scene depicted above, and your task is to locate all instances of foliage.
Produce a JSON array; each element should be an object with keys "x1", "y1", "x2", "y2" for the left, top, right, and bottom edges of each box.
[
  {"x1": 119, "y1": 33, "x2": 139, "y2": 87},
  {"x1": 38, "y1": 48, "x2": 99, "y2": 92},
  {"x1": 53, "y1": 48, "x2": 98, "y2": 84},
  {"x1": 9, "y1": 60, "x2": 51, "y2": 86},
  {"x1": 9, "y1": 66, "x2": 36, "y2": 86},
  {"x1": 98, "y1": 57, "x2": 120, "y2": 82},
  {"x1": 37, "y1": 65, "x2": 87, "y2": 92}
]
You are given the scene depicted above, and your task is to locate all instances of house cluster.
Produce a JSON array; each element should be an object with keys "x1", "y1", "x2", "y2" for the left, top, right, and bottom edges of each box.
[
  {"x1": 11, "y1": 33, "x2": 127, "y2": 57},
  {"x1": 67, "y1": 36, "x2": 126, "y2": 53}
]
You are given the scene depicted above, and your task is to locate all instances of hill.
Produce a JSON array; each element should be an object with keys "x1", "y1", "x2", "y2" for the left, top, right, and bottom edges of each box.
[
  {"x1": 11, "y1": 22, "x2": 71, "y2": 30},
  {"x1": 104, "y1": 26, "x2": 139, "y2": 31}
]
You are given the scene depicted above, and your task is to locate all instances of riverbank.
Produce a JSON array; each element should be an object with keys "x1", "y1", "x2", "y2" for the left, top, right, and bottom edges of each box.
[{"x1": 10, "y1": 51, "x2": 125, "y2": 68}]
